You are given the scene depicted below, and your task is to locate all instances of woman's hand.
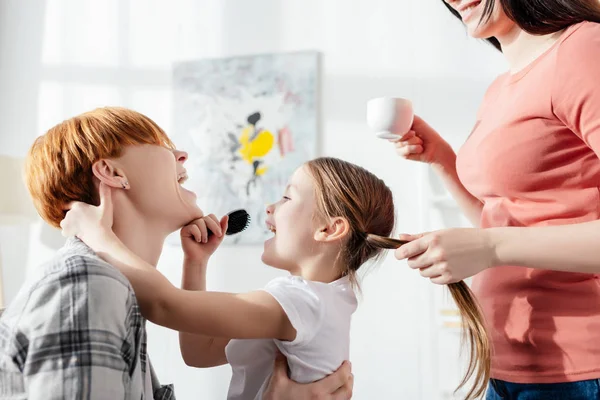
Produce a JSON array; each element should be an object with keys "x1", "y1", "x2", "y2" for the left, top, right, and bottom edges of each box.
[
  {"x1": 394, "y1": 228, "x2": 498, "y2": 284},
  {"x1": 391, "y1": 115, "x2": 454, "y2": 167},
  {"x1": 181, "y1": 214, "x2": 228, "y2": 265},
  {"x1": 60, "y1": 182, "x2": 116, "y2": 251},
  {"x1": 263, "y1": 353, "x2": 353, "y2": 400}
]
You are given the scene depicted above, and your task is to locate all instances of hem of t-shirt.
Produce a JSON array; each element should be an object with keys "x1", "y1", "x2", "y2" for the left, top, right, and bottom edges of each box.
[
  {"x1": 491, "y1": 367, "x2": 600, "y2": 384},
  {"x1": 259, "y1": 288, "x2": 324, "y2": 347}
]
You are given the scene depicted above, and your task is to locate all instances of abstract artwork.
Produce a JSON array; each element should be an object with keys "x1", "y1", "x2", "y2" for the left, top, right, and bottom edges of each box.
[{"x1": 171, "y1": 51, "x2": 319, "y2": 244}]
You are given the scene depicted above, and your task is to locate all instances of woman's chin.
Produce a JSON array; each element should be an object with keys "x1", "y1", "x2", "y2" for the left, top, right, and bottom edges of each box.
[
  {"x1": 181, "y1": 185, "x2": 197, "y2": 199},
  {"x1": 180, "y1": 201, "x2": 204, "y2": 224}
]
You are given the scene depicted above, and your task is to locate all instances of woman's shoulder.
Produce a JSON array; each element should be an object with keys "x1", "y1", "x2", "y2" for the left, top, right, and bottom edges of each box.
[
  {"x1": 554, "y1": 21, "x2": 600, "y2": 80},
  {"x1": 564, "y1": 20, "x2": 600, "y2": 38},
  {"x1": 557, "y1": 21, "x2": 600, "y2": 57}
]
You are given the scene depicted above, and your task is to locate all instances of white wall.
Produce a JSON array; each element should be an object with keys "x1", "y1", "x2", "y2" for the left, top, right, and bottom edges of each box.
[{"x1": 0, "y1": 1, "x2": 506, "y2": 399}]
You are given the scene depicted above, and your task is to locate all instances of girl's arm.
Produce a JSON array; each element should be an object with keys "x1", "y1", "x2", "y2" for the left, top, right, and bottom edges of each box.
[
  {"x1": 94, "y1": 232, "x2": 297, "y2": 340},
  {"x1": 179, "y1": 259, "x2": 230, "y2": 368}
]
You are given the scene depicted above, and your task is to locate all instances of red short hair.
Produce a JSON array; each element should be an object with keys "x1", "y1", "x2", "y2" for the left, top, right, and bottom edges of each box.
[{"x1": 26, "y1": 107, "x2": 174, "y2": 227}]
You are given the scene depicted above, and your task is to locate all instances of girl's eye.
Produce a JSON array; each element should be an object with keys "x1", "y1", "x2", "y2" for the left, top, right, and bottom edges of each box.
[{"x1": 283, "y1": 196, "x2": 291, "y2": 201}]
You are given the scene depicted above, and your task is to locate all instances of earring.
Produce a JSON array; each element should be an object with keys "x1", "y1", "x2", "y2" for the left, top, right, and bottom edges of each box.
[{"x1": 122, "y1": 181, "x2": 129, "y2": 189}]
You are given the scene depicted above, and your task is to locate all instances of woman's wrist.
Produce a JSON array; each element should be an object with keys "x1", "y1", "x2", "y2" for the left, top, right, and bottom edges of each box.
[
  {"x1": 431, "y1": 144, "x2": 457, "y2": 175},
  {"x1": 486, "y1": 226, "x2": 524, "y2": 267}
]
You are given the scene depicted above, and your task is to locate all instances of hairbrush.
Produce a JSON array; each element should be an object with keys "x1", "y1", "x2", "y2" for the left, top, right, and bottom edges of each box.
[{"x1": 208, "y1": 209, "x2": 251, "y2": 236}]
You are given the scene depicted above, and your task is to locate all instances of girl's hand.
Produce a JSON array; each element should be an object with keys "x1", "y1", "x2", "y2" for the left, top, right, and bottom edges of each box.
[
  {"x1": 391, "y1": 115, "x2": 454, "y2": 167},
  {"x1": 394, "y1": 228, "x2": 497, "y2": 284},
  {"x1": 181, "y1": 214, "x2": 229, "y2": 265},
  {"x1": 60, "y1": 182, "x2": 116, "y2": 251}
]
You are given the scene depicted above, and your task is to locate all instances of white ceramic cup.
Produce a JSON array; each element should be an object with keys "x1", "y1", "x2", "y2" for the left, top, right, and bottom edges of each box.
[{"x1": 366, "y1": 97, "x2": 414, "y2": 140}]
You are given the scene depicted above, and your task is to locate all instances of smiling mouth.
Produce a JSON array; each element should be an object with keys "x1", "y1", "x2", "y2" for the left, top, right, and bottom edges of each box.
[
  {"x1": 459, "y1": 0, "x2": 481, "y2": 19},
  {"x1": 458, "y1": 0, "x2": 481, "y2": 12},
  {"x1": 177, "y1": 172, "x2": 188, "y2": 185},
  {"x1": 267, "y1": 223, "x2": 276, "y2": 234}
]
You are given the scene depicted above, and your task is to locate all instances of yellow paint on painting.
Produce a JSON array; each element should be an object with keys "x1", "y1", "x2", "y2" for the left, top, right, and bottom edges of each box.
[
  {"x1": 238, "y1": 125, "x2": 275, "y2": 164},
  {"x1": 238, "y1": 126, "x2": 252, "y2": 147},
  {"x1": 256, "y1": 166, "x2": 268, "y2": 176}
]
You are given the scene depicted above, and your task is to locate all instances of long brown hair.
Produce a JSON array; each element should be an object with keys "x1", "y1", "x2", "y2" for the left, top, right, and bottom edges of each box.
[
  {"x1": 367, "y1": 236, "x2": 490, "y2": 400},
  {"x1": 306, "y1": 157, "x2": 490, "y2": 400},
  {"x1": 442, "y1": 0, "x2": 600, "y2": 51}
]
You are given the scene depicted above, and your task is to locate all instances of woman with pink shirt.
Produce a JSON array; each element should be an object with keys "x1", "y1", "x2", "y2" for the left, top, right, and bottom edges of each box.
[{"x1": 393, "y1": 0, "x2": 600, "y2": 399}]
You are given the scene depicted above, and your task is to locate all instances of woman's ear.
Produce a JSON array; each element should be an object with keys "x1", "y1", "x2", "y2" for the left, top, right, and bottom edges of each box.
[
  {"x1": 91, "y1": 159, "x2": 129, "y2": 190},
  {"x1": 314, "y1": 217, "x2": 350, "y2": 243}
]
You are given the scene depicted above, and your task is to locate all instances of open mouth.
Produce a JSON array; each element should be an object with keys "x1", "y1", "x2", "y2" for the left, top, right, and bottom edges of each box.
[
  {"x1": 266, "y1": 222, "x2": 276, "y2": 234},
  {"x1": 177, "y1": 172, "x2": 188, "y2": 185}
]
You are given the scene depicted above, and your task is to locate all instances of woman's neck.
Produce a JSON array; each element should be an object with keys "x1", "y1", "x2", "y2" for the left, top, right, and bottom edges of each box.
[
  {"x1": 497, "y1": 27, "x2": 565, "y2": 73},
  {"x1": 111, "y1": 200, "x2": 169, "y2": 268}
]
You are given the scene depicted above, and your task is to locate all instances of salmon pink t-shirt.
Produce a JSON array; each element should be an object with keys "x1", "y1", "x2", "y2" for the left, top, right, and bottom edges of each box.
[{"x1": 456, "y1": 21, "x2": 600, "y2": 383}]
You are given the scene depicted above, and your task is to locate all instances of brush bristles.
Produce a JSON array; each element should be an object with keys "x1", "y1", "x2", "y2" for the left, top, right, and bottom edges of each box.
[{"x1": 225, "y1": 209, "x2": 250, "y2": 235}]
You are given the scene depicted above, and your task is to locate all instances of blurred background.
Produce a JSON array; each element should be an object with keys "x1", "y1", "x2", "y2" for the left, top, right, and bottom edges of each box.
[{"x1": 0, "y1": 0, "x2": 506, "y2": 398}]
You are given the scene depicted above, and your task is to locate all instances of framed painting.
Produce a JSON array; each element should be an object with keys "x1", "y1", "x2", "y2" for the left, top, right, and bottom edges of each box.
[{"x1": 171, "y1": 51, "x2": 320, "y2": 244}]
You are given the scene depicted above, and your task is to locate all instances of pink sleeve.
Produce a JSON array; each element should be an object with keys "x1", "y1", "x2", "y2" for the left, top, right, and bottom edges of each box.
[{"x1": 552, "y1": 23, "x2": 600, "y2": 157}]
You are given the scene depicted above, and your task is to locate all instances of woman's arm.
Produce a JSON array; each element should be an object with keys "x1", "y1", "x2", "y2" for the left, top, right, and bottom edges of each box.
[
  {"x1": 396, "y1": 220, "x2": 600, "y2": 285},
  {"x1": 263, "y1": 353, "x2": 353, "y2": 400},
  {"x1": 94, "y1": 233, "x2": 297, "y2": 340},
  {"x1": 179, "y1": 259, "x2": 230, "y2": 368},
  {"x1": 489, "y1": 220, "x2": 600, "y2": 274}
]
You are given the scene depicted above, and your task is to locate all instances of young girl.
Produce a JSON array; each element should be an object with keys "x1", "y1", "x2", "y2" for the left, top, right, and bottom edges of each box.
[{"x1": 62, "y1": 157, "x2": 489, "y2": 399}]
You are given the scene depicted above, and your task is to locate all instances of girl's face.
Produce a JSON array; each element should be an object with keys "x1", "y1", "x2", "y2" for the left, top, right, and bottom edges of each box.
[
  {"x1": 262, "y1": 165, "x2": 321, "y2": 271},
  {"x1": 444, "y1": 0, "x2": 516, "y2": 39},
  {"x1": 114, "y1": 144, "x2": 203, "y2": 232}
]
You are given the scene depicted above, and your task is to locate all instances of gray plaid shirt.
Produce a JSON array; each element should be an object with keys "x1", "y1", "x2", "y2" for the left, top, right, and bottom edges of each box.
[{"x1": 0, "y1": 238, "x2": 175, "y2": 400}]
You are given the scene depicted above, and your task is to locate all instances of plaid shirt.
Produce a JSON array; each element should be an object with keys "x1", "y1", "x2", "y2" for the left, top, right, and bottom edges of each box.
[{"x1": 0, "y1": 238, "x2": 175, "y2": 400}]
